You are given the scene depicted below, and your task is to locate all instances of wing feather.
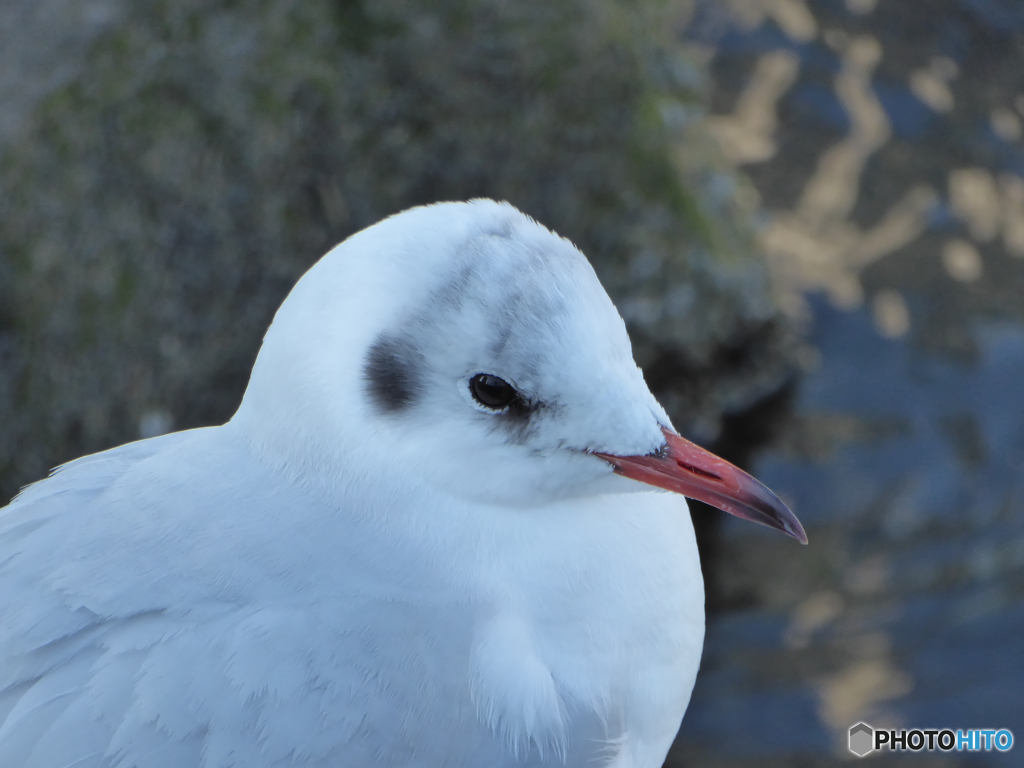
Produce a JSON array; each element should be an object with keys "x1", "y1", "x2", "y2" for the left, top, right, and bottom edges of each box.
[{"x1": 0, "y1": 432, "x2": 202, "y2": 768}]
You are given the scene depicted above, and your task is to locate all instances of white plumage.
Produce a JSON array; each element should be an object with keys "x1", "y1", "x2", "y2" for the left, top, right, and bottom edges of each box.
[{"x1": 0, "y1": 200, "x2": 800, "y2": 767}]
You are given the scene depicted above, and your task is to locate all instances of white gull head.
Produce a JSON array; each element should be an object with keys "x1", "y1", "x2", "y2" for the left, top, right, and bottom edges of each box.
[
  {"x1": 236, "y1": 199, "x2": 805, "y2": 540},
  {"x1": 236, "y1": 199, "x2": 671, "y2": 506}
]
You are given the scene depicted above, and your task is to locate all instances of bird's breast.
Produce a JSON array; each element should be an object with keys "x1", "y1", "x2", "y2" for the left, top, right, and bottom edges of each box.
[{"x1": 460, "y1": 490, "x2": 706, "y2": 767}]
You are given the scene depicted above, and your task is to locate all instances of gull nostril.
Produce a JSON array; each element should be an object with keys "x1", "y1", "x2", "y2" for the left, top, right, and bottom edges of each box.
[{"x1": 676, "y1": 460, "x2": 722, "y2": 482}]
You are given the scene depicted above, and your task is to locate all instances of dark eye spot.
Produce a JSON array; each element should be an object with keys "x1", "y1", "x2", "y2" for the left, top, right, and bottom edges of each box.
[
  {"x1": 364, "y1": 334, "x2": 422, "y2": 413},
  {"x1": 469, "y1": 374, "x2": 519, "y2": 410}
]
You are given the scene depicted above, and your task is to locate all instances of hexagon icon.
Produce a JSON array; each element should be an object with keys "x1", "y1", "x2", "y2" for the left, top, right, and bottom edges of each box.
[{"x1": 849, "y1": 722, "x2": 874, "y2": 757}]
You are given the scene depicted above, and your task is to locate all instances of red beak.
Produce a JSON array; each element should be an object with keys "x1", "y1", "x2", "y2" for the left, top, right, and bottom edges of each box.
[{"x1": 595, "y1": 427, "x2": 807, "y2": 544}]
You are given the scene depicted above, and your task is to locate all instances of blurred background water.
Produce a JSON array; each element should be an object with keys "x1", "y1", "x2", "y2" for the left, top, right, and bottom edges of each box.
[
  {"x1": 1, "y1": 0, "x2": 1022, "y2": 765},
  {"x1": 672, "y1": 1, "x2": 1024, "y2": 765}
]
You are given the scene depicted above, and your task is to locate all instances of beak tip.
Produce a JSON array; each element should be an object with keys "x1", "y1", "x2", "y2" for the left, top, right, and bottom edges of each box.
[
  {"x1": 776, "y1": 506, "x2": 808, "y2": 545},
  {"x1": 780, "y1": 511, "x2": 808, "y2": 545}
]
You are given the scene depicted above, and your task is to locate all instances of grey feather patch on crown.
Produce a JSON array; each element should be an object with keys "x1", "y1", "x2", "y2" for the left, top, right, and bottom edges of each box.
[{"x1": 363, "y1": 333, "x2": 424, "y2": 413}]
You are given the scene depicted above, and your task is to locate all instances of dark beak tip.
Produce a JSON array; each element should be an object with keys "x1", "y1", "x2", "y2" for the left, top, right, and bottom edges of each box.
[
  {"x1": 777, "y1": 506, "x2": 808, "y2": 545},
  {"x1": 756, "y1": 508, "x2": 808, "y2": 545}
]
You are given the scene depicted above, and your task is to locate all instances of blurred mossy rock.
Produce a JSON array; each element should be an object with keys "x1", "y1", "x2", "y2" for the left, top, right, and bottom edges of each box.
[{"x1": 0, "y1": 0, "x2": 794, "y2": 502}]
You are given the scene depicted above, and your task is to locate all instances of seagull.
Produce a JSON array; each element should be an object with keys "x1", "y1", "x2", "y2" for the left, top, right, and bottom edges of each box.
[{"x1": 0, "y1": 200, "x2": 805, "y2": 768}]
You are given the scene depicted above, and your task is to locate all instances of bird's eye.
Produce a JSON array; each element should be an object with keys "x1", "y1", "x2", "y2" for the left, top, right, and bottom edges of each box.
[{"x1": 469, "y1": 374, "x2": 519, "y2": 410}]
